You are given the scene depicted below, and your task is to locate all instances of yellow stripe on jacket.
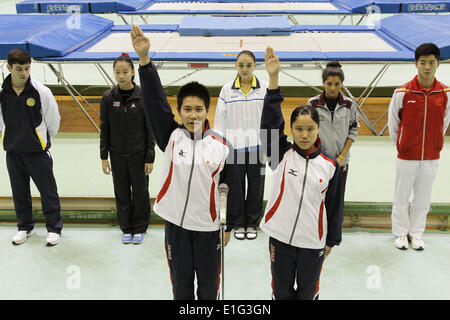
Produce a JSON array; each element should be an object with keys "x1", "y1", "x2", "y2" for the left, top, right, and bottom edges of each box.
[{"x1": 35, "y1": 128, "x2": 47, "y2": 150}]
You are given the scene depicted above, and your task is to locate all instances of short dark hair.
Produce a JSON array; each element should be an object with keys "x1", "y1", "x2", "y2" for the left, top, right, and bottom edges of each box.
[
  {"x1": 7, "y1": 49, "x2": 31, "y2": 66},
  {"x1": 322, "y1": 60, "x2": 344, "y2": 83},
  {"x1": 237, "y1": 50, "x2": 256, "y2": 63},
  {"x1": 290, "y1": 105, "x2": 320, "y2": 128},
  {"x1": 415, "y1": 43, "x2": 440, "y2": 61},
  {"x1": 177, "y1": 82, "x2": 210, "y2": 111}
]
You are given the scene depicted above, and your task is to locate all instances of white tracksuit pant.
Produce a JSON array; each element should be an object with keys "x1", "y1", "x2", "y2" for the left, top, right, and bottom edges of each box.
[{"x1": 391, "y1": 158, "x2": 439, "y2": 238}]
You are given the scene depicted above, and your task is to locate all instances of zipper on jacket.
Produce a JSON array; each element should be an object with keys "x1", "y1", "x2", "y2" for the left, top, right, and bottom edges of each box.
[
  {"x1": 398, "y1": 126, "x2": 404, "y2": 145},
  {"x1": 180, "y1": 140, "x2": 197, "y2": 227},
  {"x1": 410, "y1": 88, "x2": 441, "y2": 161},
  {"x1": 421, "y1": 94, "x2": 427, "y2": 161},
  {"x1": 122, "y1": 95, "x2": 128, "y2": 154},
  {"x1": 288, "y1": 157, "x2": 309, "y2": 245}
]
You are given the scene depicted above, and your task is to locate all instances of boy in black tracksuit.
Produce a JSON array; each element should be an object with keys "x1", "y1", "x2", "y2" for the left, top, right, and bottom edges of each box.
[
  {"x1": 100, "y1": 54, "x2": 155, "y2": 242},
  {"x1": 0, "y1": 49, "x2": 62, "y2": 246}
]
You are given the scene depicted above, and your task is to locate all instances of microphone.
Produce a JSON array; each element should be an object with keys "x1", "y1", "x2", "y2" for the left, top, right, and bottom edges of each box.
[{"x1": 218, "y1": 183, "x2": 229, "y2": 225}]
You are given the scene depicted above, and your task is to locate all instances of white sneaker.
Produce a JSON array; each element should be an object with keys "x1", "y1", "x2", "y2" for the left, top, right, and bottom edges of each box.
[
  {"x1": 234, "y1": 228, "x2": 246, "y2": 240},
  {"x1": 394, "y1": 236, "x2": 408, "y2": 250},
  {"x1": 408, "y1": 235, "x2": 425, "y2": 251},
  {"x1": 46, "y1": 232, "x2": 61, "y2": 246},
  {"x1": 246, "y1": 227, "x2": 257, "y2": 240},
  {"x1": 12, "y1": 229, "x2": 36, "y2": 245}
]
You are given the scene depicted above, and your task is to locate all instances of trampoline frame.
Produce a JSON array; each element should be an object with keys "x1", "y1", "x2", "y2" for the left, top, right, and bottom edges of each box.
[{"x1": 7, "y1": 59, "x2": 407, "y2": 135}]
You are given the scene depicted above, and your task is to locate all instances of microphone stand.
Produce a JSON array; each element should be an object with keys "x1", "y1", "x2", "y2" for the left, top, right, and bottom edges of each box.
[
  {"x1": 220, "y1": 214, "x2": 226, "y2": 300},
  {"x1": 218, "y1": 183, "x2": 228, "y2": 300}
]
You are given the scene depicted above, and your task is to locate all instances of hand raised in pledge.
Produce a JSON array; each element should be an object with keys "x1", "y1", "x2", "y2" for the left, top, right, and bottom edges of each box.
[
  {"x1": 130, "y1": 24, "x2": 150, "y2": 58},
  {"x1": 264, "y1": 46, "x2": 280, "y2": 76}
]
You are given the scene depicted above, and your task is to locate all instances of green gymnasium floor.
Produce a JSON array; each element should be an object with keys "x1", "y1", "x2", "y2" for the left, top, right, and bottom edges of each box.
[
  {"x1": 0, "y1": 224, "x2": 448, "y2": 300},
  {"x1": 0, "y1": 136, "x2": 449, "y2": 300}
]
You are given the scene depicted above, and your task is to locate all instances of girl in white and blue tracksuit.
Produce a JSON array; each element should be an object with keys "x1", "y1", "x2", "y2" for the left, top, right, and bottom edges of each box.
[
  {"x1": 259, "y1": 87, "x2": 343, "y2": 300},
  {"x1": 214, "y1": 50, "x2": 269, "y2": 239}
]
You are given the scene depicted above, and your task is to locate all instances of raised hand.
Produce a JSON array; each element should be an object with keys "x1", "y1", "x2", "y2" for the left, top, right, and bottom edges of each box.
[
  {"x1": 264, "y1": 46, "x2": 280, "y2": 77},
  {"x1": 130, "y1": 24, "x2": 150, "y2": 59}
]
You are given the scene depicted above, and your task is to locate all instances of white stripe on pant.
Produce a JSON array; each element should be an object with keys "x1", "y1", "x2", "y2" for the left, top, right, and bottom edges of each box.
[{"x1": 391, "y1": 158, "x2": 439, "y2": 238}]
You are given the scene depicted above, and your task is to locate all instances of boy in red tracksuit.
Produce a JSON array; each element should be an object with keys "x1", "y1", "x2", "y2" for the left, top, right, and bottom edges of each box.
[{"x1": 388, "y1": 43, "x2": 450, "y2": 251}]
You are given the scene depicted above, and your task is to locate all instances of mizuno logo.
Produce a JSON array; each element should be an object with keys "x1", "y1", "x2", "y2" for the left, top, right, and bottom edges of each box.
[
  {"x1": 178, "y1": 150, "x2": 186, "y2": 157},
  {"x1": 288, "y1": 169, "x2": 298, "y2": 176},
  {"x1": 318, "y1": 250, "x2": 324, "y2": 257},
  {"x1": 407, "y1": 100, "x2": 416, "y2": 104}
]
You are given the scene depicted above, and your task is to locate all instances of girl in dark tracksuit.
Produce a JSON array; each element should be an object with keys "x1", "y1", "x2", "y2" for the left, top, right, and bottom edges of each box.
[
  {"x1": 100, "y1": 53, "x2": 155, "y2": 244},
  {"x1": 259, "y1": 47, "x2": 343, "y2": 300}
]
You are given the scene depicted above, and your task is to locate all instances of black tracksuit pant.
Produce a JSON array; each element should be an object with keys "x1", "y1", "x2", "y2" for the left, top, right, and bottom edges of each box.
[
  {"x1": 235, "y1": 149, "x2": 266, "y2": 229},
  {"x1": 269, "y1": 237, "x2": 325, "y2": 300},
  {"x1": 110, "y1": 151, "x2": 150, "y2": 234},
  {"x1": 164, "y1": 221, "x2": 221, "y2": 300},
  {"x1": 6, "y1": 151, "x2": 62, "y2": 234}
]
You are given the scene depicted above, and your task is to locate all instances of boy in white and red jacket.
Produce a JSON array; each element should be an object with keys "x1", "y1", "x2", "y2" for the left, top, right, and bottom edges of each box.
[
  {"x1": 130, "y1": 25, "x2": 243, "y2": 300},
  {"x1": 388, "y1": 43, "x2": 450, "y2": 251}
]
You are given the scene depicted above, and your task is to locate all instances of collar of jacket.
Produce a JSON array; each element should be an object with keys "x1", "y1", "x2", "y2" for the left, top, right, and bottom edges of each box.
[
  {"x1": 231, "y1": 75, "x2": 261, "y2": 90},
  {"x1": 317, "y1": 91, "x2": 345, "y2": 107},
  {"x1": 1, "y1": 74, "x2": 32, "y2": 94},
  {"x1": 180, "y1": 119, "x2": 212, "y2": 141},
  {"x1": 408, "y1": 75, "x2": 443, "y2": 93},
  {"x1": 112, "y1": 83, "x2": 141, "y2": 100},
  {"x1": 291, "y1": 137, "x2": 323, "y2": 160}
]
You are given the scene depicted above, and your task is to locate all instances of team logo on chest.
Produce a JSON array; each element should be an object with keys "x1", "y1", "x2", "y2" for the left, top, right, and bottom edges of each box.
[{"x1": 26, "y1": 98, "x2": 35, "y2": 107}]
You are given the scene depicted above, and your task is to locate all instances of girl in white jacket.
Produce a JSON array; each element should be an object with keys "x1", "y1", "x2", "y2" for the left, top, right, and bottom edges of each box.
[{"x1": 259, "y1": 47, "x2": 343, "y2": 300}]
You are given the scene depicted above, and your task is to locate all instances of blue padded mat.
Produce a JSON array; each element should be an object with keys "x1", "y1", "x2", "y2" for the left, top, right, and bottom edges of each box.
[
  {"x1": 16, "y1": 0, "x2": 450, "y2": 14},
  {"x1": 16, "y1": 0, "x2": 151, "y2": 13},
  {"x1": 336, "y1": 0, "x2": 450, "y2": 13},
  {"x1": 0, "y1": 14, "x2": 112, "y2": 58}
]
